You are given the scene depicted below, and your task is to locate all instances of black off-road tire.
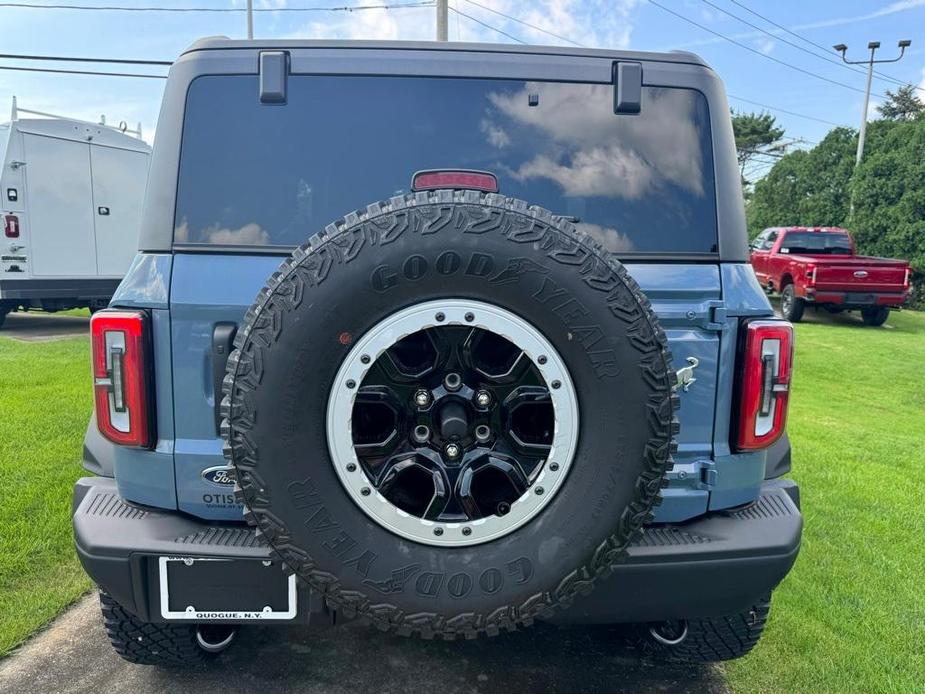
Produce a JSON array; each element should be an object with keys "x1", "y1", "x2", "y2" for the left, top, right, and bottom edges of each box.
[
  {"x1": 99, "y1": 591, "x2": 208, "y2": 665},
  {"x1": 643, "y1": 597, "x2": 772, "y2": 663},
  {"x1": 222, "y1": 190, "x2": 679, "y2": 640},
  {"x1": 861, "y1": 306, "x2": 889, "y2": 327},
  {"x1": 779, "y1": 284, "x2": 804, "y2": 322}
]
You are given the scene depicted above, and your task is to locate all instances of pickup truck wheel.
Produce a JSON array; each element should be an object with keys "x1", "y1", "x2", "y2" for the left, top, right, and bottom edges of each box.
[
  {"x1": 861, "y1": 306, "x2": 889, "y2": 327},
  {"x1": 223, "y1": 190, "x2": 679, "y2": 639},
  {"x1": 779, "y1": 284, "x2": 804, "y2": 322},
  {"x1": 641, "y1": 597, "x2": 771, "y2": 662},
  {"x1": 99, "y1": 591, "x2": 231, "y2": 665},
  {"x1": 0, "y1": 306, "x2": 9, "y2": 329}
]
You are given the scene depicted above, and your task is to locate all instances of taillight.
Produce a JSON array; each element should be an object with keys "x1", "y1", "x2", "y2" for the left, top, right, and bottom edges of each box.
[
  {"x1": 904, "y1": 268, "x2": 911, "y2": 290},
  {"x1": 4, "y1": 214, "x2": 19, "y2": 238},
  {"x1": 735, "y1": 320, "x2": 794, "y2": 451},
  {"x1": 411, "y1": 169, "x2": 499, "y2": 193},
  {"x1": 806, "y1": 265, "x2": 816, "y2": 286},
  {"x1": 90, "y1": 310, "x2": 153, "y2": 447}
]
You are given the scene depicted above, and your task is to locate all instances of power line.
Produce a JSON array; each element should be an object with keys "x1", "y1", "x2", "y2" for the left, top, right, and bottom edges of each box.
[
  {"x1": 647, "y1": 0, "x2": 883, "y2": 98},
  {"x1": 0, "y1": 1, "x2": 434, "y2": 12},
  {"x1": 0, "y1": 52, "x2": 171, "y2": 66},
  {"x1": 448, "y1": 6, "x2": 525, "y2": 43},
  {"x1": 728, "y1": 0, "x2": 924, "y2": 94},
  {"x1": 462, "y1": 0, "x2": 585, "y2": 47},
  {"x1": 727, "y1": 94, "x2": 848, "y2": 128},
  {"x1": 698, "y1": 0, "x2": 890, "y2": 99},
  {"x1": 0, "y1": 64, "x2": 166, "y2": 78}
]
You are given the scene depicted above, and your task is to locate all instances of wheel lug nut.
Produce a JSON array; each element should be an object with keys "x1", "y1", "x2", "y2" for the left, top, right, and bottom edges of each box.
[
  {"x1": 414, "y1": 389, "x2": 431, "y2": 408},
  {"x1": 413, "y1": 425, "x2": 430, "y2": 444},
  {"x1": 444, "y1": 373, "x2": 462, "y2": 392},
  {"x1": 445, "y1": 443, "x2": 461, "y2": 459},
  {"x1": 475, "y1": 390, "x2": 491, "y2": 408}
]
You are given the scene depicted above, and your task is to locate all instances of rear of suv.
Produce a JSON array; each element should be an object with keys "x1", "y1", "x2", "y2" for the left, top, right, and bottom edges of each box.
[{"x1": 73, "y1": 39, "x2": 801, "y2": 665}]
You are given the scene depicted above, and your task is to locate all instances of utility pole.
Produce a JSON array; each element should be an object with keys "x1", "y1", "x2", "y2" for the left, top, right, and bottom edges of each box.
[
  {"x1": 436, "y1": 0, "x2": 448, "y2": 41},
  {"x1": 246, "y1": 0, "x2": 254, "y2": 39},
  {"x1": 834, "y1": 40, "x2": 911, "y2": 167}
]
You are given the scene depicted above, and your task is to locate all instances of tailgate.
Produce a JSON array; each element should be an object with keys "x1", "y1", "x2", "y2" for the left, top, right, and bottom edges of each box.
[{"x1": 815, "y1": 261, "x2": 907, "y2": 292}]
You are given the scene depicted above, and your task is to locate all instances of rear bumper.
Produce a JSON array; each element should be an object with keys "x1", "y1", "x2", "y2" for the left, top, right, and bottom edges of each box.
[
  {"x1": 803, "y1": 288, "x2": 908, "y2": 308},
  {"x1": 73, "y1": 477, "x2": 802, "y2": 625},
  {"x1": 0, "y1": 277, "x2": 120, "y2": 302}
]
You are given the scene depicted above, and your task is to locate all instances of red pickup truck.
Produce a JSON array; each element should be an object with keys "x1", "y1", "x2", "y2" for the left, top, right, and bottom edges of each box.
[{"x1": 750, "y1": 227, "x2": 911, "y2": 325}]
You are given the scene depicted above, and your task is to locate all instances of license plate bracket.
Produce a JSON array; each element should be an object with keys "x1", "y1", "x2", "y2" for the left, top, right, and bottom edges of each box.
[{"x1": 158, "y1": 557, "x2": 297, "y2": 620}]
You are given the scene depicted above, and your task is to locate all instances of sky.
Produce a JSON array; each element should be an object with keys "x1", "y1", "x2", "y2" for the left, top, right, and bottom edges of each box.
[{"x1": 2, "y1": 0, "x2": 924, "y2": 174}]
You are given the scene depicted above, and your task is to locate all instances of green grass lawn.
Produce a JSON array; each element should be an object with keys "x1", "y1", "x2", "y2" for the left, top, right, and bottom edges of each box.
[
  {"x1": 0, "y1": 311, "x2": 923, "y2": 689},
  {"x1": 725, "y1": 309, "x2": 925, "y2": 693},
  {"x1": 0, "y1": 336, "x2": 92, "y2": 656}
]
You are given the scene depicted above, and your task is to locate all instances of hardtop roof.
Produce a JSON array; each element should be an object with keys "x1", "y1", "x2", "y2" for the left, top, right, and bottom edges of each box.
[{"x1": 180, "y1": 37, "x2": 710, "y2": 69}]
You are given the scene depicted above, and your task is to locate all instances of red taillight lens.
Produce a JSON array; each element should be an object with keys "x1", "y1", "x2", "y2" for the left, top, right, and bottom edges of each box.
[
  {"x1": 806, "y1": 265, "x2": 816, "y2": 286},
  {"x1": 411, "y1": 169, "x2": 499, "y2": 193},
  {"x1": 90, "y1": 310, "x2": 153, "y2": 448},
  {"x1": 4, "y1": 214, "x2": 19, "y2": 238},
  {"x1": 904, "y1": 268, "x2": 911, "y2": 290},
  {"x1": 735, "y1": 320, "x2": 794, "y2": 451}
]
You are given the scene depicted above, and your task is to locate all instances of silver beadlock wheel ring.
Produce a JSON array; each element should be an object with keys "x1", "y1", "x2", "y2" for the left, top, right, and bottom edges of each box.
[{"x1": 327, "y1": 299, "x2": 579, "y2": 547}]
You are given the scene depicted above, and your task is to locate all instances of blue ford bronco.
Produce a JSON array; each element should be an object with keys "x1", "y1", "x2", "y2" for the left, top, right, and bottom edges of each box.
[{"x1": 72, "y1": 39, "x2": 801, "y2": 665}]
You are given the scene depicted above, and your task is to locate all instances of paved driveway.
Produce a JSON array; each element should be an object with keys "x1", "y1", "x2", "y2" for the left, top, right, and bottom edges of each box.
[
  {"x1": 1, "y1": 312, "x2": 90, "y2": 341},
  {"x1": 0, "y1": 595, "x2": 725, "y2": 694}
]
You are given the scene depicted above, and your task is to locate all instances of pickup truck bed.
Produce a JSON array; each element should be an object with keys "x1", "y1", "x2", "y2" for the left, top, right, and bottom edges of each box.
[{"x1": 750, "y1": 227, "x2": 910, "y2": 324}]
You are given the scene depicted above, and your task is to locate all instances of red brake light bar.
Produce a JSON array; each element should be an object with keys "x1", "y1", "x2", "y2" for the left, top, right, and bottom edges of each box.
[
  {"x1": 411, "y1": 170, "x2": 499, "y2": 193},
  {"x1": 91, "y1": 310, "x2": 153, "y2": 448},
  {"x1": 735, "y1": 320, "x2": 794, "y2": 451},
  {"x1": 4, "y1": 214, "x2": 19, "y2": 238}
]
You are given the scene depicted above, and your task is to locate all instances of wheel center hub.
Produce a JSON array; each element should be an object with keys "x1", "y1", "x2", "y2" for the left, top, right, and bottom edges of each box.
[{"x1": 438, "y1": 399, "x2": 469, "y2": 441}]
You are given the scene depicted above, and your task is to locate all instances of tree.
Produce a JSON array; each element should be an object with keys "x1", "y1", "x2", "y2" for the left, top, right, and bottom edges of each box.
[
  {"x1": 731, "y1": 110, "x2": 786, "y2": 188},
  {"x1": 746, "y1": 118, "x2": 925, "y2": 308},
  {"x1": 876, "y1": 85, "x2": 925, "y2": 122}
]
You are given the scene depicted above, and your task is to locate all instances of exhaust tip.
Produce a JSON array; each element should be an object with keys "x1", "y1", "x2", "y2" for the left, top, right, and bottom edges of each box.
[
  {"x1": 196, "y1": 625, "x2": 237, "y2": 653},
  {"x1": 648, "y1": 620, "x2": 689, "y2": 647}
]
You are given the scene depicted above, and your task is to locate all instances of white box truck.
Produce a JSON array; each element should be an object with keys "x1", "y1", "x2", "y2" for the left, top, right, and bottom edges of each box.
[{"x1": 0, "y1": 98, "x2": 151, "y2": 328}]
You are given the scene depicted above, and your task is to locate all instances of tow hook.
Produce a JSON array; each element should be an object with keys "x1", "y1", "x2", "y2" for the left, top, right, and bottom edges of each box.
[{"x1": 675, "y1": 357, "x2": 699, "y2": 392}]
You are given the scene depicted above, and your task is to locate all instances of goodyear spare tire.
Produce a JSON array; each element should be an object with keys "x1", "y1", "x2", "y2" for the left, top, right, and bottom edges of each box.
[{"x1": 222, "y1": 191, "x2": 678, "y2": 639}]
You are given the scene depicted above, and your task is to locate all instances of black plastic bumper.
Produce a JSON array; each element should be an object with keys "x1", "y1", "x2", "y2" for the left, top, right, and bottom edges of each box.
[{"x1": 73, "y1": 477, "x2": 802, "y2": 625}]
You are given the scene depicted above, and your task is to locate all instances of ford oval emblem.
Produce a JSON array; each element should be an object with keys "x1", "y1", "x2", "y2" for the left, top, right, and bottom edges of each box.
[
  {"x1": 854, "y1": 270, "x2": 869, "y2": 279},
  {"x1": 202, "y1": 465, "x2": 236, "y2": 487}
]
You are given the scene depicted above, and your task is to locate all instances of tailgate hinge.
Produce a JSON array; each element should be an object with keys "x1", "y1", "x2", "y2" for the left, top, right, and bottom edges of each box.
[
  {"x1": 705, "y1": 300, "x2": 727, "y2": 331},
  {"x1": 697, "y1": 460, "x2": 717, "y2": 489}
]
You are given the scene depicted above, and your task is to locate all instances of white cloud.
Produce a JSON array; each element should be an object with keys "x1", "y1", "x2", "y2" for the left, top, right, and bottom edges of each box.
[
  {"x1": 672, "y1": 0, "x2": 925, "y2": 51},
  {"x1": 480, "y1": 118, "x2": 510, "y2": 148},
  {"x1": 754, "y1": 38, "x2": 775, "y2": 55},
  {"x1": 575, "y1": 222, "x2": 635, "y2": 253},
  {"x1": 290, "y1": 1, "x2": 640, "y2": 48},
  {"x1": 488, "y1": 82, "x2": 705, "y2": 199},
  {"x1": 175, "y1": 220, "x2": 270, "y2": 245}
]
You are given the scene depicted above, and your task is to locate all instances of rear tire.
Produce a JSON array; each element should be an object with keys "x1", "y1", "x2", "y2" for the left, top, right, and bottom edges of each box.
[
  {"x1": 861, "y1": 306, "x2": 889, "y2": 327},
  {"x1": 779, "y1": 284, "x2": 804, "y2": 322},
  {"x1": 99, "y1": 591, "x2": 230, "y2": 665},
  {"x1": 641, "y1": 597, "x2": 771, "y2": 663}
]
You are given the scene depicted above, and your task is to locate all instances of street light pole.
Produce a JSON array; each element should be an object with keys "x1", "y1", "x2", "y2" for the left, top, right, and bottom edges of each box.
[
  {"x1": 246, "y1": 0, "x2": 254, "y2": 39},
  {"x1": 834, "y1": 40, "x2": 912, "y2": 167},
  {"x1": 436, "y1": 0, "x2": 448, "y2": 41}
]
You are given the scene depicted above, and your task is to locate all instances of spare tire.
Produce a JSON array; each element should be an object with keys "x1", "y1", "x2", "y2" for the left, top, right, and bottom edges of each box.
[{"x1": 222, "y1": 191, "x2": 678, "y2": 639}]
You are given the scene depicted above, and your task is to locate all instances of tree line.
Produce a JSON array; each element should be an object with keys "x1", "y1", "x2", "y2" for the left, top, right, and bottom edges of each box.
[{"x1": 733, "y1": 86, "x2": 924, "y2": 307}]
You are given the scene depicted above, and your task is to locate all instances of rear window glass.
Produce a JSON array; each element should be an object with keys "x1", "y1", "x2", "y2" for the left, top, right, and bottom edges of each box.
[
  {"x1": 781, "y1": 232, "x2": 852, "y2": 255},
  {"x1": 175, "y1": 75, "x2": 717, "y2": 254}
]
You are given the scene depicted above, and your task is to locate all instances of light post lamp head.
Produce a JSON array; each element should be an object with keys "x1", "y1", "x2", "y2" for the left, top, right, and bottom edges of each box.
[
  {"x1": 833, "y1": 43, "x2": 848, "y2": 55},
  {"x1": 867, "y1": 41, "x2": 881, "y2": 50}
]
